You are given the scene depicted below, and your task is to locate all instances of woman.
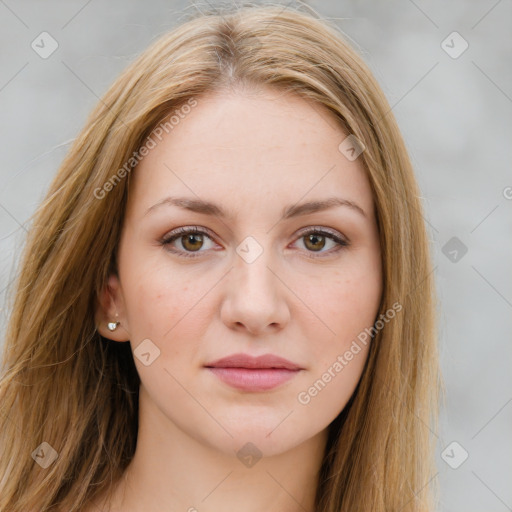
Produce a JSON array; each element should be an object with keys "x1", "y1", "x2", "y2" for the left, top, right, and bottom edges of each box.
[{"x1": 0, "y1": 3, "x2": 440, "y2": 511}]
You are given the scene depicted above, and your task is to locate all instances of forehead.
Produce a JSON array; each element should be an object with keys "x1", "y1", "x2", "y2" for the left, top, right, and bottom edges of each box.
[{"x1": 127, "y1": 87, "x2": 374, "y2": 220}]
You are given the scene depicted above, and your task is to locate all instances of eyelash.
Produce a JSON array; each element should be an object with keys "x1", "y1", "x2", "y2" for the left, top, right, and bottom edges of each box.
[{"x1": 160, "y1": 225, "x2": 350, "y2": 259}]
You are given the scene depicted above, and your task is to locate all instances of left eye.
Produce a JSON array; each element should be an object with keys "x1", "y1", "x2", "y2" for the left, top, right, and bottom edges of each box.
[
  {"x1": 295, "y1": 230, "x2": 345, "y2": 253},
  {"x1": 161, "y1": 226, "x2": 349, "y2": 258}
]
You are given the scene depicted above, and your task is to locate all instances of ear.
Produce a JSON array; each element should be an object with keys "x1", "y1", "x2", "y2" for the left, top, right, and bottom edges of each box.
[{"x1": 95, "y1": 273, "x2": 131, "y2": 342}]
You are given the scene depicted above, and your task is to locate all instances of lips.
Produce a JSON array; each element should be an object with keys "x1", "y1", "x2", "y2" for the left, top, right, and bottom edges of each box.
[
  {"x1": 204, "y1": 353, "x2": 303, "y2": 392},
  {"x1": 204, "y1": 353, "x2": 302, "y2": 370}
]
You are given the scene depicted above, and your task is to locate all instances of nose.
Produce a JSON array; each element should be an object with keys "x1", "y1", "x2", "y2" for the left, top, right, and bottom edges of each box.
[{"x1": 220, "y1": 248, "x2": 291, "y2": 336}]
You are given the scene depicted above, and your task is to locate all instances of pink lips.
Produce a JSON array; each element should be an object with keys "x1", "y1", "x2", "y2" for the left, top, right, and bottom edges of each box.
[{"x1": 204, "y1": 353, "x2": 303, "y2": 392}]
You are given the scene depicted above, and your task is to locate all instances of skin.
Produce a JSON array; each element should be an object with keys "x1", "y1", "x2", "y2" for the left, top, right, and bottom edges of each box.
[{"x1": 93, "y1": 85, "x2": 382, "y2": 512}]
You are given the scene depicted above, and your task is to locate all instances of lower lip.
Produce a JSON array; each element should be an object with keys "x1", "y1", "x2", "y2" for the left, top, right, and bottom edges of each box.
[{"x1": 206, "y1": 367, "x2": 300, "y2": 391}]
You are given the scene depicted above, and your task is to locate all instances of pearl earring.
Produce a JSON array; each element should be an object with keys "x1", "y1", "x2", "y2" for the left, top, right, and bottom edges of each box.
[
  {"x1": 107, "y1": 310, "x2": 120, "y2": 331},
  {"x1": 107, "y1": 321, "x2": 120, "y2": 331}
]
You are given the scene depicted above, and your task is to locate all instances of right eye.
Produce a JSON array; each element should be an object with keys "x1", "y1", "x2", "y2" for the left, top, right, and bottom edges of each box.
[{"x1": 160, "y1": 226, "x2": 217, "y2": 258}]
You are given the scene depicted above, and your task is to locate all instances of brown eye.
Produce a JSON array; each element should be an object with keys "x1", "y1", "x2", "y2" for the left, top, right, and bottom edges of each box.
[
  {"x1": 162, "y1": 226, "x2": 349, "y2": 260},
  {"x1": 181, "y1": 233, "x2": 204, "y2": 252},
  {"x1": 294, "y1": 228, "x2": 349, "y2": 258},
  {"x1": 161, "y1": 227, "x2": 216, "y2": 258},
  {"x1": 303, "y1": 233, "x2": 326, "y2": 252}
]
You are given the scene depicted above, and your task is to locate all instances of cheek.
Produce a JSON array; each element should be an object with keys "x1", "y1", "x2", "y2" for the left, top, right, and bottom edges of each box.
[
  {"x1": 312, "y1": 265, "x2": 381, "y2": 346},
  {"x1": 120, "y1": 254, "x2": 186, "y2": 339},
  {"x1": 296, "y1": 274, "x2": 377, "y2": 412},
  {"x1": 296, "y1": 350, "x2": 368, "y2": 424},
  {"x1": 123, "y1": 262, "x2": 218, "y2": 360},
  {"x1": 296, "y1": 255, "x2": 381, "y2": 417}
]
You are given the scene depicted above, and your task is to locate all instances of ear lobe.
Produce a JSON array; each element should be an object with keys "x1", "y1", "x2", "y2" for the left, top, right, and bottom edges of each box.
[{"x1": 95, "y1": 274, "x2": 130, "y2": 342}]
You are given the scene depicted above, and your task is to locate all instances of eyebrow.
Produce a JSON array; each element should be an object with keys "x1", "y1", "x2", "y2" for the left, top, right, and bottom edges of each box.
[{"x1": 144, "y1": 196, "x2": 367, "y2": 220}]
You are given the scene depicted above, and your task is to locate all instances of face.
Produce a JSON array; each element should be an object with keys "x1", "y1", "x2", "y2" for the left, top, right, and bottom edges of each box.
[{"x1": 97, "y1": 86, "x2": 382, "y2": 457}]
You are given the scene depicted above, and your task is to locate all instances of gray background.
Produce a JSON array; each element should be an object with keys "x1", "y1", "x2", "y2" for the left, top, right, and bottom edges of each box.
[{"x1": 0, "y1": 1, "x2": 511, "y2": 510}]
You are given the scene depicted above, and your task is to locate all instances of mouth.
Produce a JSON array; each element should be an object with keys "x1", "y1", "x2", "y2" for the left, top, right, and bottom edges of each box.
[
  {"x1": 205, "y1": 367, "x2": 301, "y2": 392},
  {"x1": 204, "y1": 352, "x2": 303, "y2": 392}
]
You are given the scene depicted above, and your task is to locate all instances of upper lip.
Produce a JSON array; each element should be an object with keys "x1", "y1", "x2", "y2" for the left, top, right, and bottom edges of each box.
[{"x1": 205, "y1": 353, "x2": 302, "y2": 370}]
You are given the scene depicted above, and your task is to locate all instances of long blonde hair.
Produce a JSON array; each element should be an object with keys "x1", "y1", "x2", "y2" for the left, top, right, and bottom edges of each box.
[{"x1": 0, "y1": 3, "x2": 440, "y2": 511}]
